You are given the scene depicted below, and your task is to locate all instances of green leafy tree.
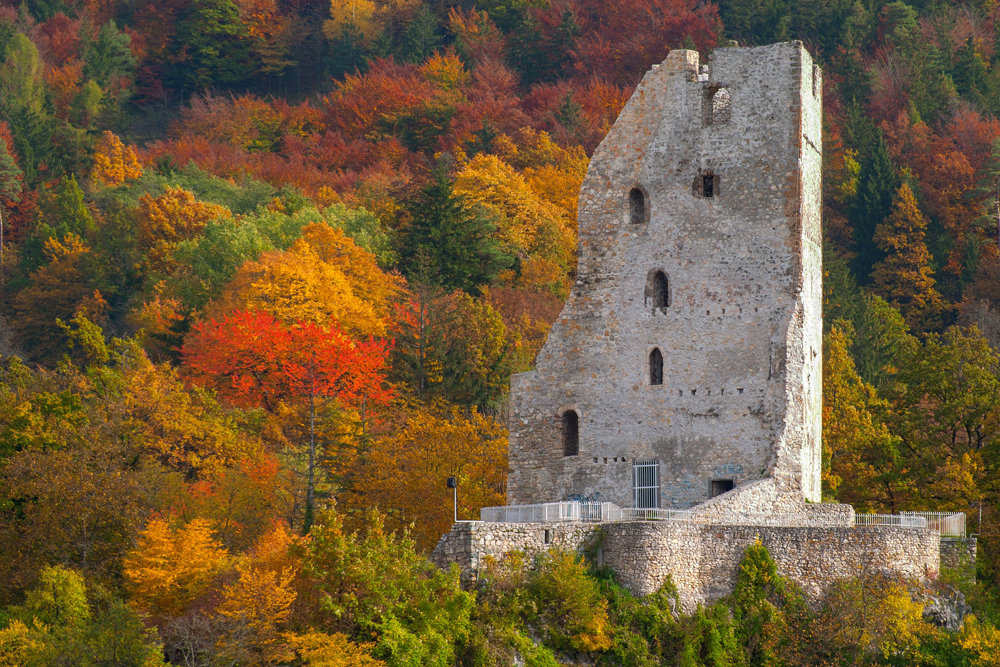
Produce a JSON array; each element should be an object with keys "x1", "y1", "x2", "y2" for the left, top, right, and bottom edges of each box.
[
  {"x1": 303, "y1": 510, "x2": 474, "y2": 667},
  {"x1": 0, "y1": 33, "x2": 45, "y2": 113},
  {"x1": 12, "y1": 566, "x2": 91, "y2": 629},
  {"x1": 729, "y1": 543, "x2": 807, "y2": 666},
  {"x1": 890, "y1": 325, "x2": 1000, "y2": 510}
]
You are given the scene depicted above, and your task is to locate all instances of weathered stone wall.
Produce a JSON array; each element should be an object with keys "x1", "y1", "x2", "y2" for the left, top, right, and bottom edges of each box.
[
  {"x1": 603, "y1": 523, "x2": 939, "y2": 609},
  {"x1": 940, "y1": 538, "x2": 978, "y2": 570},
  {"x1": 507, "y1": 42, "x2": 824, "y2": 510},
  {"x1": 432, "y1": 520, "x2": 940, "y2": 612},
  {"x1": 430, "y1": 520, "x2": 598, "y2": 585},
  {"x1": 688, "y1": 479, "x2": 854, "y2": 526}
]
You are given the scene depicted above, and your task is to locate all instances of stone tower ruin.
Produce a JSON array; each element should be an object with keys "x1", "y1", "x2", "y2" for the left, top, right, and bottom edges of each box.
[{"x1": 507, "y1": 42, "x2": 824, "y2": 510}]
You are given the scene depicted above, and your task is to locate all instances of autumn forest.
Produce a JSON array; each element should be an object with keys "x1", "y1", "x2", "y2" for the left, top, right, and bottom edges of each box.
[{"x1": 3, "y1": 0, "x2": 1000, "y2": 664}]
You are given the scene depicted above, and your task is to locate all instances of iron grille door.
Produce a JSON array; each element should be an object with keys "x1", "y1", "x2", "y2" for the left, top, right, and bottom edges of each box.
[{"x1": 632, "y1": 459, "x2": 660, "y2": 509}]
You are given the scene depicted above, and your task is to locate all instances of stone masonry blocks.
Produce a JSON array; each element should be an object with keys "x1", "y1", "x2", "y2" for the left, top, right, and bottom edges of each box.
[{"x1": 507, "y1": 41, "x2": 823, "y2": 510}]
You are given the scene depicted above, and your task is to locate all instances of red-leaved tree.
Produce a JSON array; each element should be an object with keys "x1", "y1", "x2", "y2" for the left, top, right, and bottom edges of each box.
[{"x1": 182, "y1": 309, "x2": 393, "y2": 532}]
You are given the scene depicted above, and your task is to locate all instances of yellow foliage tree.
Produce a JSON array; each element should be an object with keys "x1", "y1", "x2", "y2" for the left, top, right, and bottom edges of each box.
[
  {"x1": 137, "y1": 187, "x2": 231, "y2": 271},
  {"x1": 960, "y1": 616, "x2": 1000, "y2": 667},
  {"x1": 284, "y1": 631, "x2": 386, "y2": 667},
  {"x1": 823, "y1": 323, "x2": 908, "y2": 511},
  {"x1": 871, "y1": 183, "x2": 949, "y2": 331},
  {"x1": 453, "y1": 153, "x2": 575, "y2": 295},
  {"x1": 207, "y1": 223, "x2": 399, "y2": 337},
  {"x1": 0, "y1": 620, "x2": 46, "y2": 667},
  {"x1": 817, "y1": 573, "x2": 935, "y2": 661},
  {"x1": 323, "y1": 0, "x2": 418, "y2": 44},
  {"x1": 216, "y1": 556, "x2": 298, "y2": 663},
  {"x1": 324, "y1": 0, "x2": 378, "y2": 40},
  {"x1": 419, "y1": 52, "x2": 470, "y2": 90},
  {"x1": 123, "y1": 518, "x2": 231, "y2": 618},
  {"x1": 91, "y1": 131, "x2": 143, "y2": 187},
  {"x1": 494, "y1": 128, "x2": 590, "y2": 221},
  {"x1": 349, "y1": 402, "x2": 507, "y2": 550},
  {"x1": 124, "y1": 351, "x2": 264, "y2": 476}
]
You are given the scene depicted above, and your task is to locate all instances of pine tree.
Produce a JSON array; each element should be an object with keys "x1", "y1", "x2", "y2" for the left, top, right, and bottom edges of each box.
[
  {"x1": 972, "y1": 137, "x2": 1000, "y2": 254},
  {"x1": 507, "y1": 11, "x2": 545, "y2": 86},
  {"x1": 871, "y1": 183, "x2": 949, "y2": 331},
  {"x1": 82, "y1": 21, "x2": 135, "y2": 89},
  {"x1": 0, "y1": 137, "x2": 21, "y2": 203},
  {"x1": 400, "y1": 167, "x2": 511, "y2": 294},
  {"x1": 847, "y1": 108, "x2": 899, "y2": 284},
  {"x1": 400, "y1": 6, "x2": 441, "y2": 64},
  {"x1": 171, "y1": 0, "x2": 255, "y2": 89}
]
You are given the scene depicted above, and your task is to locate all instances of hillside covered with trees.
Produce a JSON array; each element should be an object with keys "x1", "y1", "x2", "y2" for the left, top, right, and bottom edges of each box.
[{"x1": 4, "y1": 0, "x2": 1000, "y2": 664}]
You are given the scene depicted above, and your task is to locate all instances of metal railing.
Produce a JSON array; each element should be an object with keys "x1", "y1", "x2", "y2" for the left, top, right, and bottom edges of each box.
[
  {"x1": 480, "y1": 502, "x2": 582, "y2": 523},
  {"x1": 617, "y1": 507, "x2": 695, "y2": 522},
  {"x1": 480, "y1": 502, "x2": 693, "y2": 524},
  {"x1": 480, "y1": 502, "x2": 952, "y2": 534},
  {"x1": 855, "y1": 513, "x2": 928, "y2": 529},
  {"x1": 901, "y1": 511, "x2": 966, "y2": 537}
]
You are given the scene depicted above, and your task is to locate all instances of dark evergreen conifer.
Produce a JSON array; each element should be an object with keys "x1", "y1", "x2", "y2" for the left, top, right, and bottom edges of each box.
[
  {"x1": 400, "y1": 6, "x2": 441, "y2": 64},
  {"x1": 400, "y1": 167, "x2": 511, "y2": 294},
  {"x1": 846, "y1": 107, "x2": 899, "y2": 284}
]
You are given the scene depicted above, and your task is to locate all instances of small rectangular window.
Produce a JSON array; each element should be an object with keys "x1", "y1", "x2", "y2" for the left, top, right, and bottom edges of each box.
[
  {"x1": 543, "y1": 529, "x2": 552, "y2": 544},
  {"x1": 703, "y1": 175, "x2": 714, "y2": 197},
  {"x1": 710, "y1": 478, "x2": 734, "y2": 498}
]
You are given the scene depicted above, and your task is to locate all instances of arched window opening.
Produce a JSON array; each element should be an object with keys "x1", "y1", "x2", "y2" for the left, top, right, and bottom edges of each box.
[
  {"x1": 562, "y1": 411, "x2": 579, "y2": 456},
  {"x1": 649, "y1": 348, "x2": 663, "y2": 386},
  {"x1": 629, "y1": 188, "x2": 646, "y2": 224},
  {"x1": 653, "y1": 271, "x2": 669, "y2": 309}
]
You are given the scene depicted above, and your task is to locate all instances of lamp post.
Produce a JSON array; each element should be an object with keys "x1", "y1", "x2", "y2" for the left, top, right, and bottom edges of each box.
[{"x1": 447, "y1": 476, "x2": 457, "y2": 522}]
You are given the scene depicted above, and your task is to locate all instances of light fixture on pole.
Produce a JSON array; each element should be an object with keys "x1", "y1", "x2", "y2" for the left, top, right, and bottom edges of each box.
[{"x1": 447, "y1": 476, "x2": 457, "y2": 522}]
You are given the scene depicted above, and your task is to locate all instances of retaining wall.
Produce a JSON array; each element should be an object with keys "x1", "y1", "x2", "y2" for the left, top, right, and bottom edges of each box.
[{"x1": 431, "y1": 520, "x2": 940, "y2": 611}]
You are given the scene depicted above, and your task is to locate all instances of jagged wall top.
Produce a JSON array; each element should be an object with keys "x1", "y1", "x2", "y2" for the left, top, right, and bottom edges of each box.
[{"x1": 507, "y1": 42, "x2": 823, "y2": 509}]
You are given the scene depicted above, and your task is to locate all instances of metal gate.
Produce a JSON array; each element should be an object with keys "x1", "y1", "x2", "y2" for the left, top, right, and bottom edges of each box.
[{"x1": 632, "y1": 459, "x2": 660, "y2": 509}]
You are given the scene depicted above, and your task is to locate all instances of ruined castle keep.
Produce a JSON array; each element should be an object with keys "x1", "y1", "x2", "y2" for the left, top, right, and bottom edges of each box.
[
  {"x1": 508, "y1": 41, "x2": 823, "y2": 510},
  {"x1": 433, "y1": 42, "x2": 966, "y2": 609}
]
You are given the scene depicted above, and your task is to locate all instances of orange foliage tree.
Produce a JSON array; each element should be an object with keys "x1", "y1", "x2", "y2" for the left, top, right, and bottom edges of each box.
[
  {"x1": 350, "y1": 402, "x2": 507, "y2": 550},
  {"x1": 182, "y1": 310, "x2": 393, "y2": 532},
  {"x1": 123, "y1": 517, "x2": 232, "y2": 619},
  {"x1": 137, "y1": 187, "x2": 231, "y2": 271},
  {"x1": 91, "y1": 131, "x2": 143, "y2": 187},
  {"x1": 206, "y1": 222, "x2": 399, "y2": 338},
  {"x1": 871, "y1": 183, "x2": 949, "y2": 331}
]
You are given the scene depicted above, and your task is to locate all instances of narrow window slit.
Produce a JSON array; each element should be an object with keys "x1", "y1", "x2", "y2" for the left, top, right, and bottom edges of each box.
[
  {"x1": 629, "y1": 188, "x2": 646, "y2": 224},
  {"x1": 649, "y1": 348, "x2": 663, "y2": 386},
  {"x1": 562, "y1": 411, "x2": 579, "y2": 456}
]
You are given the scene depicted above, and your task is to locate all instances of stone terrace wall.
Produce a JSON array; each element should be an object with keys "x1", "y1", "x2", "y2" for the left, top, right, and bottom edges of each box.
[
  {"x1": 430, "y1": 521, "x2": 598, "y2": 585},
  {"x1": 940, "y1": 538, "x2": 978, "y2": 570},
  {"x1": 603, "y1": 523, "x2": 939, "y2": 609},
  {"x1": 432, "y1": 520, "x2": 940, "y2": 611}
]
